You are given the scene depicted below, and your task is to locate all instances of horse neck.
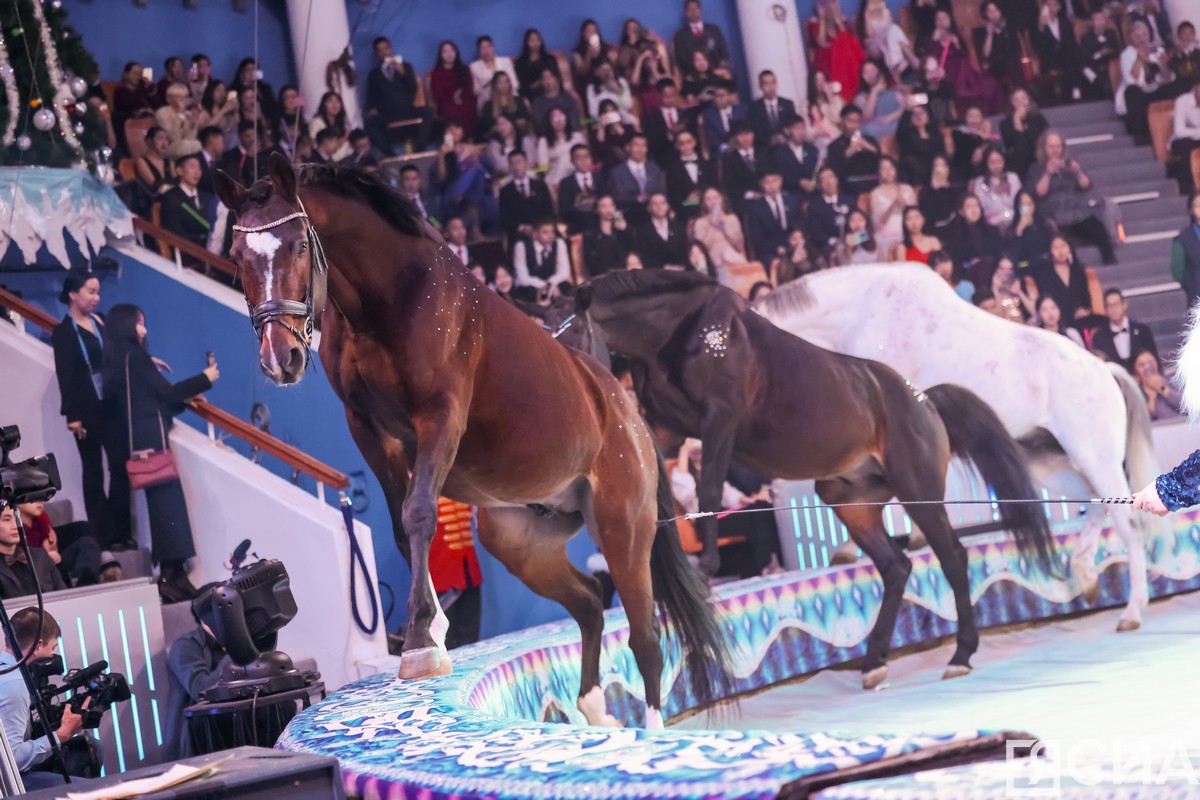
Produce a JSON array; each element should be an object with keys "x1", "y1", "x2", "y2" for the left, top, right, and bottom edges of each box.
[{"x1": 594, "y1": 287, "x2": 713, "y2": 359}]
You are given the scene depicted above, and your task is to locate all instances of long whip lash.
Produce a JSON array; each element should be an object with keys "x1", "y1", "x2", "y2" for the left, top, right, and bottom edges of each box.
[{"x1": 657, "y1": 496, "x2": 1135, "y2": 527}]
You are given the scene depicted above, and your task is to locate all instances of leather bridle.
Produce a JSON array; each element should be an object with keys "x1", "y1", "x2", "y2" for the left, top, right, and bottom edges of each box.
[{"x1": 231, "y1": 200, "x2": 328, "y2": 365}]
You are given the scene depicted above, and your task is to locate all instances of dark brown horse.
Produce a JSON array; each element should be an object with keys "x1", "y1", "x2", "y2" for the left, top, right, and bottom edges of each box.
[
  {"x1": 559, "y1": 270, "x2": 1059, "y2": 688},
  {"x1": 214, "y1": 154, "x2": 732, "y2": 726}
]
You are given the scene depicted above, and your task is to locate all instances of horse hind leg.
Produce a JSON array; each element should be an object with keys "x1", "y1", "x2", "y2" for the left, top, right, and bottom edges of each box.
[
  {"x1": 475, "y1": 507, "x2": 615, "y2": 725},
  {"x1": 1112, "y1": 504, "x2": 1149, "y2": 632},
  {"x1": 904, "y1": 503, "x2": 978, "y2": 678}
]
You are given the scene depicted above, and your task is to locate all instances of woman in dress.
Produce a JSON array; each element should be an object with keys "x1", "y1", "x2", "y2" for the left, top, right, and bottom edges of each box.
[
  {"x1": 153, "y1": 83, "x2": 198, "y2": 154},
  {"x1": 537, "y1": 108, "x2": 587, "y2": 192},
  {"x1": 950, "y1": 104, "x2": 994, "y2": 182},
  {"x1": 869, "y1": 156, "x2": 919, "y2": 253},
  {"x1": 50, "y1": 272, "x2": 130, "y2": 548},
  {"x1": 229, "y1": 57, "x2": 278, "y2": 121},
  {"x1": 854, "y1": 60, "x2": 904, "y2": 141},
  {"x1": 990, "y1": 255, "x2": 1037, "y2": 322},
  {"x1": 808, "y1": 0, "x2": 866, "y2": 101},
  {"x1": 102, "y1": 304, "x2": 219, "y2": 600},
  {"x1": 617, "y1": 19, "x2": 671, "y2": 114},
  {"x1": 515, "y1": 29, "x2": 561, "y2": 98},
  {"x1": 920, "y1": 8, "x2": 1005, "y2": 114},
  {"x1": 970, "y1": 145, "x2": 1021, "y2": 231},
  {"x1": 592, "y1": 99, "x2": 636, "y2": 168},
  {"x1": 274, "y1": 85, "x2": 309, "y2": 161},
  {"x1": 946, "y1": 193, "x2": 1004, "y2": 285},
  {"x1": 470, "y1": 35, "x2": 518, "y2": 109},
  {"x1": 479, "y1": 72, "x2": 534, "y2": 140},
  {"x1": 485, "y1": 114, "x2": 536, "y2": 180},
  {"x1": 692, "y1": 187, "x2": 748, "y2": 270},
  {"x1": 808, "y1": 71, "x2": 847, "y2": 156},
  {"x1": 896, "y1": 103, "x2": 945, "y2": 186},
  {"x1": 835, "y1": 208, "x2": 882, "y2": 264},
  {"x1": 928, "y1": 249, "x2": 976, "y2": 301},
  {"x1": 1034, "y1": 294, "x2": 1085, "y2": 346},
  {"x1": 135, "y1": 126, "x2": 174, "y2": 199},
  {"x1": 1005, "y1": 189, "x2": 1056, "y2": 271},
  {"x1": 1001, "y1": 88, "x2": 1048, "y2": 181},
  {"x1": 430, "y1": 41, "x2": 478, "y2": 141},
  {"x1": 859, "y1": 0, "x2": 920, "y2": 83},
  {"x1": 309, "y1": 91, "x2": 351, "y2": 161},
  {"x1": 892, "y1": 205, "x2": 944, "y2": 262},
  {"x1": 1027, "y1": 128, "x2": 1117, "y2": 263},
  {"x1": 1035, "y1": 234, "x2": 1092, "y2": 321},
  {"x1": 772, "y1": 228, "x2": 826, "y2": 284},
  {"x1": 587, "y1": 61, "x2": 637, "y2": 126},
  {"x1": 196, "y1": 81, "x2": 238, "y2": 147},
  {"x1": 918, "y1": 155, "x2": 961, "y2": 233},
  {"x1": 572, "y1": 19, "x2": 611, "y2": 96}
]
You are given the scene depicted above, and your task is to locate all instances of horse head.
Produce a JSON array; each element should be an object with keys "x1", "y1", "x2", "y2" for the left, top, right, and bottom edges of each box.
[
  {"x1": 215, "y1": 151, "x2": 323, "y2": 386},
  {"x1": 516, "y1": 292, "x2": 610, "y2": 369}
]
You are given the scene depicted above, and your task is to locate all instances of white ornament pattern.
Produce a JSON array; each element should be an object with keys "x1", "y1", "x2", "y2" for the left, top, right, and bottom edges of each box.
[
  {"x1": 0, "y1": 35, "x2": 17, "y2": 146},
  {"x1": 27, "y1": 0, "x2": 84, "y2": 159}
]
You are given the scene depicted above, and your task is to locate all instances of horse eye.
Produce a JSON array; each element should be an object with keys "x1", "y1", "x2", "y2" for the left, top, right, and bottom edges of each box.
[{"x1": 298, "y1": 242, "x2": 308, "y2": 253}]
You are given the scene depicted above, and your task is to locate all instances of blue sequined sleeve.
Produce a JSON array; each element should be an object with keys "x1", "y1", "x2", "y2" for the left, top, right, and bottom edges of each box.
[{"x1": 1156, "y1": 449, "x2": 1200, "y2": 512}]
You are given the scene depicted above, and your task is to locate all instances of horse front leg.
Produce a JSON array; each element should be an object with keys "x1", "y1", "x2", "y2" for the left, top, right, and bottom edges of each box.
[
  {"x1": 695, "y1": 408, "x2": 737, "y2": 576},
  {"x1": 398, "y1": 400, "x2": 465, "y2": 680}
]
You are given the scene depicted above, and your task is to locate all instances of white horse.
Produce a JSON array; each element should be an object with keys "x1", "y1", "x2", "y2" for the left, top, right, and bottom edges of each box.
[{"x1": 756, "y1": 263, "x2": 1159, "y2": 632}]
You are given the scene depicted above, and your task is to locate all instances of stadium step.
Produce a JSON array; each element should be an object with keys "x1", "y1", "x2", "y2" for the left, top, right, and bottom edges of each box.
[
  {"x1": 1117, "y1": 196, "x2": 1184, "y2": 224},
  {"x1": 1087, "y1": 159, "x2": 1170, "y2": 187},
  {"x1": 1051, "y1": 118, "x2": 1129, "y2": 140},
  {"x1": 1128, "y1": 288, "x2": 1187, "y2": 323},
  {"x1": 1043, "y1": 100, "x2": 1120, "y2": 126}
]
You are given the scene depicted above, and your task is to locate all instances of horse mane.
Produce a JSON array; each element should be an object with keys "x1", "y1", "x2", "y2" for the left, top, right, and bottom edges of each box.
[
  {"x1": 296, "y1": 162, "x2": 433, "y2": 241},
  {"x1": 1175, "y1": 300, "x2": 1200, "y2": 421},
  {"x1": 586, "y1": 269, "x2": 716, "y2": 302},
  {"x1": 756, "y1": 263, "x2": 943, "y2": 317}
]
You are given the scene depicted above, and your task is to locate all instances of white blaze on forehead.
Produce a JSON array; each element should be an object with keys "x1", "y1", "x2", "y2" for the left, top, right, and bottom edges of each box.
[{"x1": 245, "y1": 231, "x2": 283, "y2": 260}]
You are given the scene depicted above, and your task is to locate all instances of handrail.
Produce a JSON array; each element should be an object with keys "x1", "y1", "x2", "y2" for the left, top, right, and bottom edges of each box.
[
  {"x1": 130, "y1": 216, "x2": 239, "y2": 280},
  {"x1": 0, "y1": 286, "x2": 348, "y2": 492}
]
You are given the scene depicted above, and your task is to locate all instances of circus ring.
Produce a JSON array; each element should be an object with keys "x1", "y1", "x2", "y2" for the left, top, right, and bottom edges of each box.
[{"x1": 277, "y1": 510, "x2": 1200, "y2": 800}]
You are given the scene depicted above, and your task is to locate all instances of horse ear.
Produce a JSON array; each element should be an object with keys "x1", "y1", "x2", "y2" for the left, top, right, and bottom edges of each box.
[
  {"x1": 268, "y1": 151, "x2": 298, "y2": 201},
  {"x1": 513, "y1": 299, "x2": 548, "y2": 320},
  {"x1": 575, "y1": 284, "x2": 593, "y2": 313},
  {"x1": 214, "y1": 169, "x2": 247, "y2": 213}
]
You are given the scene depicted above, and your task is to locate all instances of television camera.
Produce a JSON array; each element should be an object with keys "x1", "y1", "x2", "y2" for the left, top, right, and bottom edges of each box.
[{"x1": 28, "y1": 657, "x2": 131, "y2": 730}]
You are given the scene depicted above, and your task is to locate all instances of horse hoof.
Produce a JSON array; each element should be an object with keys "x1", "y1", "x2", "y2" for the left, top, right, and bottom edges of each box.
[
  {"x1": 397, "y1": 646, "x2": 452, "y2": 680},
  {"x1": 943, "y1": 664, "x2": 972, "y2": 680},
  {"x1": 1117, "y1": 618, "x2": 1141, "y2": 633},
  {"x1": 862, "y1": 665, "x2": 888, "y2": 691}
]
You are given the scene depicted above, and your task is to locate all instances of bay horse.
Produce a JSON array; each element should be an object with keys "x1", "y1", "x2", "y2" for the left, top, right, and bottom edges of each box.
[
  {"x1": 562, "y1": 269, "x2": 1059, "y2": 688},
  {"x1": 214, "y1": 154, "x2": 732, "y2": 727},
  {"x1": 756, "y1": 265, "x2": 1158, "y2": 632}
]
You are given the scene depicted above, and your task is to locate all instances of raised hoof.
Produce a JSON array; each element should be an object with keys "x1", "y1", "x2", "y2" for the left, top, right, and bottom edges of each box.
[
  {"x1": 943, "y1": 664, "x2": 972, "y2": 680},
  {"x1": 1116, "y1": 618, "x2": 1141, "y2": 633},
  {"x1": 862, "y1": 665, "x2": 889, "y2": 691},
  {"x1": 397, "y1": 646, "x2": 452, "y2": 680}
]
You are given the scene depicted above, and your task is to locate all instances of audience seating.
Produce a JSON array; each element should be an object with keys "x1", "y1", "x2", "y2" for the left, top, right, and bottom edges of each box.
[
  {"x1": 663, "y1": 459, "x2": 746, "y2": 554},
  {"x1": 718, "y1": 261, "x2": 770, "y2": 298},
  {"x1": 125, "y1": 117, "x2": 156, "y2": 160},
  {"x1": 1148, "y1": 99, "x2": 1176, "y2": 163}
]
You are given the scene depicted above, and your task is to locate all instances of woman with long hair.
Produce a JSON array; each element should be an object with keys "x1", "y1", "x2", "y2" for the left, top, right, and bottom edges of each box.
[
  {"x1": 692, "y1": 187, "x2": 748, "y2": 270},
  {"x1": 309, "y1": 91, "x2": 351, "y2": 161},
  {"x1": 772, "y1": 228, "x2": 826, "y2": 284},
  {"x1": 618, "y1": 19, "x2": 670, "y2": 112},
  {"x1": 469, "y1": 35, "x2": 517, "y2": 108},
  {"x1": 807, "y1": 0, "x2": 866, "y2": 101},
  {"x1": 1027, "y1": 129, "x2": 1118, "y2": 263},
  {"x1": 970, "y1": 145, "x2": 1022, "y2": 231},
  {"x1": 928, "y1": 249, "x2": 976, "y2": 301},
  {"x1": 430, "y1": 40, "x2": 478, "y2": 140},
  {"x1": 135, "y1": 126, "x2": 174, "y2": 198},
  {"x1": 1034, "y1": 234, "x2": 1092, "y2": 321},
  {"x1": 484, "y1": 114, "x2": 536, "y2": 179},
  {"x1": 853, "y1": 60, "x2": 903, "y2": 140},
  {"x1": 537, "y1": 107, "x2": 587, "y2": 191},
  {"x1": 896, "y1": 102, "x2": 945, "y2": 186},
  {"x1": 869, "y1": 156, "x2": 919, "y2": 252},
  {"x1": 591, "y1": 98, "x2": 635, "y2": 167},
  {"x1": 1005, "y1": 189, "x2": 1055, "y2": 271},
  {"x1": 1034, "y1": 294, "x2": 1085, "y2": 346},
  {"x1": 587, "y1": 61, "x2": 637, "y2": 126},
  {"x1": 946, "y1": 193, "x2": 1004, "y2": 285},
  {"x1": 479, "y1": 72, "x2": 534, "y2": 140},
  {"x1": 196, "y1": 80, "x2": 238, "y2": 147},
  {"x1": 808, "y1": 70, "x2": 846, "y2": 155},
  {"x1": 858, "y1": 0, "x2": 919, "y2": 82},
  {"x1": 274, "y1": 85, "x2": 310, "y2": 160},
  {"x1": 102, "y1": 304, "x2": 219, "y2": 600},
  {"x1": 837, "y1": 208, "x2": 881, "y2": 264},
  {"x1": 229, "y1": 57, "x2": 278, "y2": 121},
  {"x1": 572, "y1": 19, "x2": 610, "y2": 95},
  {"x1": 892, "y1": 205, "x2": 943, "y2": 263},
  {"x1": 1000, "y1": 88, "x2": 1048, "y2": 180},
  {"x1": 919, "y1": 8, "x2": 1004, "y2": 114},
  {"x1": 50, "y1": 272, "x2": 131, "y2": 548},
  {"x1": 515, "y1": 28, "x2": 560, "y2": 98},
  {"x1": 990, "y1": 255, "x2": 1037, "y2": 323},
  {"x1": 918, "y1": 154, "x2": 961, "y2": 233}
]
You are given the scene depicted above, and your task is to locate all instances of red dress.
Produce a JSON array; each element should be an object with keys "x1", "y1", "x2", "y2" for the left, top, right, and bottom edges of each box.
[
  {"x1": 807, "y1": 18, "x2": 866, "y2": 101},
  {"x1": 905, "y1": 244, "x2": 933, "y2": 264},
  {"x1": 430, "y1": 66, "x2": 479, "y2": 140}
]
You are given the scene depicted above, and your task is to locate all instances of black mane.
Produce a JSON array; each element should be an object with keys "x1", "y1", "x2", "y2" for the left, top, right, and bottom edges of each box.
[
  {"x1": 586, "y1": 269, "x2": 716, "y2": 302},
  {"x1": 294, "y1": 162, "x2": 432, "y2": 240}
]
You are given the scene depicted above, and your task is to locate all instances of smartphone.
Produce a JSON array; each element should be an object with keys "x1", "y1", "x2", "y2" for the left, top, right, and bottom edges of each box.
[
  {"x1": 443, "y1": 131, "x2": 455, "y2": 149},
  {"x1": 255, "y1": 69, "x2": 264, "y2": 80},
  {"x1": 909, "y1": 92, "x2": 929, "y2": 107},
  {"x1": 850, "y1": 230, "x2": 870, "y2": 246},
  {"x1": 228, "y1": 90, "x2": 238, "y2": 104},
  {"x1": 828, "y1": 80, "x2": 842, "y2": 94},
  {"x1": 206, "y1": 351, "x2": 216, "y2": 368},
  {"x1": 143, "y1": 66, "x2": 154, "y2": 81}
]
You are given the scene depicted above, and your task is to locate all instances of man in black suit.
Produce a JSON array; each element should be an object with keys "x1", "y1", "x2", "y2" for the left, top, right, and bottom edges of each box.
[
  {"x1": 665, "y1": 128, "x2": 715, "y2": 220},
  {"x1": 720, "y1": 121, "x2": 763, "y2": 214},
  {"x1": 1092, "y1": 289, "x2": 1158, "y2": 373},
  {"x1": 216, "y1": 120, "x2": 258, "y2": 187},
  {"x1": 196, "y1": 126, "x2": 224, "y2": 196},
  {"x1": 608, "y1": 134, "x2": 667, "y2": 224},
  {"x1": 557, "y1": 144, "x2": 606, "y2": 235},
  {"x1": 160, "y1": 154, "x2": 212, "y2": 254},
  {"x1": 1079, "y1": 10, "x2": 1120, "y2": 100},
  {"x1": 364, "y1": 36, "x2": 432, "y2": 154},
  {"x1": 673, "y1": 0, "x2": 732, "y2": 74},
  {"x1": 771, "y1": 115, "x2": 820, "y2": 197},
  {"x1": 748, "y1": 70, "x2": 797, "y2": 149},
  {"x1": 744, "y1": 171, "x2": 802, "y2": 263},
  {"x1": 807, "y1": 167, "x2": 856, "y2": 258},
  {"x1": 398, "y1": 163, "x2": 434, "y2": 220},
  {"x1": 645, "y1": 79, "x2": 698, "y2": 165},
  {"x1": 499, "y1": 150, "x2": 555, "y2": 244},
  {"x1": 311, "y1": 128, "x2": 342, "y2": 164},
  {"x1": 700, "y1": 82, "x2": 745, "y2": 158},
  {"x1": 0, "y1": 507, "x2": 66, "y2": 599},
  {"x1": 1128, "y1": 0, "x2": 1173, "y2": 49},
  {"x1": 824, "y1": 105, "x2": 881, "y2": 195},
  {"x1": 635, "y1": 193, "x2": 690, "y2": 269}
]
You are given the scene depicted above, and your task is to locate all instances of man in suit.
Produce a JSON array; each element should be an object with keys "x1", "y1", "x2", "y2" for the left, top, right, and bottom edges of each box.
[
  {"x1": 748, "y1": 70, "x2": 797, "y2": 149},
  {"x1": 609, "y1": 134, "x2": 666, "y2": 224},
  {"x1": 499, "y1": 150, "x2": 555, "y2": 243},
  {"x1": 1128, "y1": 0, "x2": 1173, "y2": 49},
  {"x1": 700, "y1": 81, "x2": 745, "y2": 158},
  {"x1": 399, "y1": 164, "x2": 433, "y2": 221},
  {"x1": 807, "y1": 167, "x2": 855, "y2": 258},
  {"x1": 1092, "y1": 289, "x2": 1158, "y2": 373},
  {"x1": 720, "y1": 121, "x2": 763, "y2": 213},
  {"x1": 1079, "y1": 10, "x2": 1120, "y2": 100},
  {"x1": 365, "y1": 36, "x2": 432, "y2": 153},
  {"x1": 216, "y1": 120, "x2": 258, "y2": 187},
  {"x1": 744, "y1": 171, "x2": 802, "y2": 263},
  {"x1": 645, "y1": 79, "x2": 699, "y2": 165},
  {"x1": 635, "y1": 193, "x2": 690, "y2": 269},
  {"x1": 161, "y1": 154, "x2": 213, "y2": 256},
  {"x1": 444, "y1": 217, "x2": 472, "y2": 266},
  {"x1": 196, "y1": 125, "x2": 225, "y2": 196},
  {"x1": 311, "y1": 128, "x2": 342, "y2": 164},
  {"x1": 557, "y1": 144, "x2": 606, "y2": 235},
  {"x1": 771, "y1": 115, "x2": 820, "y2": 197},
  {"x1": 823, "y1": 105, "x2": 881, "y2": 195},
  {"x1": 513, "y1": 220, "x2": 572, "y2": 299},
  {"x1": 665, "y1": 128, "x2": 714, "y2": 220},
  {"x1": 673, "y1": 0, "x2": 732, "y2": 74},
  {"x1": 0, "y1": 508, "x2": 66, "y2": 600}
]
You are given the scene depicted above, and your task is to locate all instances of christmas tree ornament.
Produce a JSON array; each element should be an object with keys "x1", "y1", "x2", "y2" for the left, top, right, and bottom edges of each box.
[
  {"x1": 0, "y1": 64, "x2": 11, "y2": 79},
  {"x1": 73, "y1": 101, "x2": 86, "y2": 114},
  {"x1": 16, "y1": 134, "x2": 31, "y2": 151},
  {"x1": 72, "y1": 122, "x2": 84, "y2": 134},
  {"x1": 33, "y1": 106, "x2": 56, "y2": 131},
  {"x1": 69, "y1": 75, "x2": 87, "y2": 98}
]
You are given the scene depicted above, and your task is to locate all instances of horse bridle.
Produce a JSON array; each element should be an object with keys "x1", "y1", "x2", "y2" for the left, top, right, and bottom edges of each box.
[{"x1": 231, "y1": 200, "x2": 329, "y2": 364}]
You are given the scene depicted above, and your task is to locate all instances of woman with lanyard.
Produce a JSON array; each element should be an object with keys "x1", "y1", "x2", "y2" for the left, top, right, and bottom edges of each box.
[{"x1": 50, "y1": 271, "x2": 132, "y2": 549}]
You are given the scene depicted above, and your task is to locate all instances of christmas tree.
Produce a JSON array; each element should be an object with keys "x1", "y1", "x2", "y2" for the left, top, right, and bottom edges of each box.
[{"x1": 0, "y1": 0, "x2": 107, "y2": 168}]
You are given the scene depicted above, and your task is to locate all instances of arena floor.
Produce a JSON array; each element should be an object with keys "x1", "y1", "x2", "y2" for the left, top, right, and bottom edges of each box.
[{"x1": 676, "y1": 589, "x2": 1200, "y2": 769}]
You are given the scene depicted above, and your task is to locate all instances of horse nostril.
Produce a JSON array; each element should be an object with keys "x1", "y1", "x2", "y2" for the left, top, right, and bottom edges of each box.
[{"x1": 285, "y1": 347, "x2": 305, "y2": 374}]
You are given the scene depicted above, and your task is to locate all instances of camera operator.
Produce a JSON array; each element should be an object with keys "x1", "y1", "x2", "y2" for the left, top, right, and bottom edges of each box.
[
  {"x1": 166, "y1": 583, "x2": 229, "y2": 757},
  {"x1": 0, "y1": 608, "x2": 85, "y2": 790}
]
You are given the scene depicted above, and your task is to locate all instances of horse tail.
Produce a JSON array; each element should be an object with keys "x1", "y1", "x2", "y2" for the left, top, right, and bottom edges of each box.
[
  {"x1": 925, "y1": 384, "x2": 1061, "y2": 578},
  {"x1": 1173, "y1": 299, "x2": 1200, "y2": 421},
  {"x1": 649, "y1": 446, "x2": 737, "y2": 709},
  {"x1": 1110, "y1": 363, "x2": 1159, "y2": 491}
]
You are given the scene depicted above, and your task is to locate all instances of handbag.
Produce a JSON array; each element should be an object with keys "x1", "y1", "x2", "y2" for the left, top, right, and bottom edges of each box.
[{"x1": 124, "y1": 353, "x2": 179, "y2": 490}]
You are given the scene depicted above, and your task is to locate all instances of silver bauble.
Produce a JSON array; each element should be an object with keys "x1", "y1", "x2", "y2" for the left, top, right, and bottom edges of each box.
[
  {"x1": 74, "y1": 102, "x2": 86, "y2": 115},
  {"x1": 0, "y1": 64, "x2": 13, "y2": 80},
  {"x1": 32, "y1": 107, "x2": 55, "y2": 131},
  {"x1": 73, "y1": 122, "x2": 84, "y2": 134},
  {"x1": 69, "y1": 76, "x2": 87, "y2": 99},
  {"x1": 16, "y1": 134, "x2": 31, "y2": 151}
]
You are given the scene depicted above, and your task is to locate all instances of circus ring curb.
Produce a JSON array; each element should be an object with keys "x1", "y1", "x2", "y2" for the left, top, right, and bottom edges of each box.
[{"x1": 277, "y1": 511, "x2": 1200, "y2": 799}]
